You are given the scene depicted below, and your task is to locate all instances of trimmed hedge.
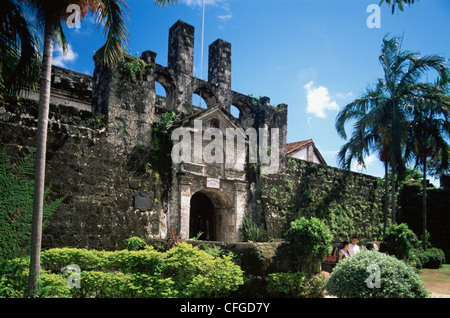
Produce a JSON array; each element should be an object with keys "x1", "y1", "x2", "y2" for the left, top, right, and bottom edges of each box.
[
  {"x1": 1, "y1": 242, "x2": 244, "y2": 298},
  {"x1": 412, "y1": 248, "x2": 446, "y2": 269}
]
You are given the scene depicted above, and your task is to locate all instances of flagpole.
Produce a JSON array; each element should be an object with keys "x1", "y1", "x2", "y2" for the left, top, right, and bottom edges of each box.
[{"x1": 199, "y1": 0, "x2": 205, "y2": 107}]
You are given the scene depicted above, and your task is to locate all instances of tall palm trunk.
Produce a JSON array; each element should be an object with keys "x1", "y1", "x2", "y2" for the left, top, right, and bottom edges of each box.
[
  {"x1": 28, "y1": 20, "x2": 54, "y2": 297},
  {"x1": 383, "y1": 161, "x2": 389, "y2": 234},
  {"x1": 422, "y1": 160, "x2": 427, "y2": 250},
  {"x1": 390, "y1": 166, "x2": 396, "y2": 224}
]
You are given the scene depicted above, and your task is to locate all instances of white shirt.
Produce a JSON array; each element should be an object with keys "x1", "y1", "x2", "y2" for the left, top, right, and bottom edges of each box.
[{"x1": 348, "y1": 244, "x2": 360, "y2": 256}]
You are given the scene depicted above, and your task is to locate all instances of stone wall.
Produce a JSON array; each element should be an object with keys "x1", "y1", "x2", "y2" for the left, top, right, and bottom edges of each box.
[
  {"x1": 0, "y1": 20, "x2": 385, "y2": 252},
  {"x1": 258, "y1": 157, "x2": 385, "y2": 241},
  {"x1": 0, "y1": 96, "x2": 166, "y2": 250}
]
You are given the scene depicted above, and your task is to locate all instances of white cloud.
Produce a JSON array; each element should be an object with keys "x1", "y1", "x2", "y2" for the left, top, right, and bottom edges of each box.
[
  {"x1": 182, "y1": 0, "x2": 232, "y2": 22},
  {"x1": 218, "y1": 12, "x2": 232, "y2": 21},
  {"x1": 352, "y1": 154, "x2": 377, "y2": 172},
  {"x1": 304, "y1": 81, "x2": 339, "y2": 118},
  {"x1": 52, "y1": 44, "x2": 78, "y2": 68},
  {"x1": 335, "y1": 91, "x2": 353, "y2": 99}
]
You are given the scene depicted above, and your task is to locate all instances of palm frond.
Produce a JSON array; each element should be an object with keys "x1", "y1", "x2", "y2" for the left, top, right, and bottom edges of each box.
[
  {"x1": 0, "y1": 0, "x2": 41, "y2": 96},
  {"x1": 93, "y1": 0, "x2": 130, "y2": 67},
  {"x1": 53, "y1": 20, "x2": 68, "y2": 53},
  {"x1": 154, "y1": 0, "x2": 180, "y2": 8}
]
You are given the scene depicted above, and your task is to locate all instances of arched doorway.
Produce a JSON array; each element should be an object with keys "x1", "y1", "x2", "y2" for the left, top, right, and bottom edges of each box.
[{"x1": 189, "y1": 192, "x2": 216, "y2": 240}]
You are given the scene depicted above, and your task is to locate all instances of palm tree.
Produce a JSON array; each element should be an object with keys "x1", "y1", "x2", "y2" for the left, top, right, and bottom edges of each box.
[
  {"x1": 17, "y1": 0, "x2": 130, "y2": 297},
  {"x1": 0, "y1": 0, "x2": 41, "y2": 97},
  {"x1": 335, "y1": 35, "x2": 449, "y2": 226},
  {"x1": 405, "y1": 84, "x2": 450, "y2": 249},
  {"x1": 335, "y1": 78, "x2": 394, "y2": 233},
  {"x1": 380, "y1": 0, "x2": 418, "y2": 13}
]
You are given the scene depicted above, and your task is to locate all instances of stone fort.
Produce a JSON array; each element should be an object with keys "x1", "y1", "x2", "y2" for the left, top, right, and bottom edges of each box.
[{"x1": 1, "y1": 20, "x2": 385, "y2": 250}]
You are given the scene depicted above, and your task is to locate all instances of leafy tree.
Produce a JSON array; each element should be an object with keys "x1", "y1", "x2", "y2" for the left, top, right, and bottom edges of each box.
[
  {"x1": 405, "y1": 84, "x2": 450, "y2": 249},
  {"x1": 284, "y1": 217, "x2": 333, "y2": 274},
  {"x1": 335, "y1": 35, "x2": 449, "y2": 227},
  {"x1": 15, "y1": 0, "x2": 130, "y2": 297},
  {"x1": 0, "y1": 0, "x2": 41, "y2": 98},
  {"x1": 2, "y1": 0, "x2": 179, "y2": 296}
]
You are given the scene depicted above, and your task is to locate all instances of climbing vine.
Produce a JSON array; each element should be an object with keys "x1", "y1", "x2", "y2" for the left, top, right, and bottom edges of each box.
[{"x1": 260, "y1": 158, "x2": 384, "y2": 241}]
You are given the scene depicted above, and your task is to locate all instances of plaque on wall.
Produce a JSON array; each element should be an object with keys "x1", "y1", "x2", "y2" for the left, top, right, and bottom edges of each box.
[
  {"x1": 134, "y1": 191, "x2": 153, "y2": 211},
  {"x1": 204, "y1": 177, "x2": 220, "y2": 189}
]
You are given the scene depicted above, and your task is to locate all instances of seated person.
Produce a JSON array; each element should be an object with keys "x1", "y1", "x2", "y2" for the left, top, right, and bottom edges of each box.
[{"x1": 339, "y1": 241, "x2": 350, "y2": 261}]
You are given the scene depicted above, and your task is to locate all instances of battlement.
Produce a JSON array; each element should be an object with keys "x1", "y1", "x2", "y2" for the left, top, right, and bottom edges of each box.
[{"x1": 90, "y1": 20, "x2": 287, "y2": 148}]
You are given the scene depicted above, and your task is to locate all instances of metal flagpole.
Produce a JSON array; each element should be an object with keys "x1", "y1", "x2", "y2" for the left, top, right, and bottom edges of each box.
[{"x1": 199, "y1": 0, "x2": 205, "y2": 107}]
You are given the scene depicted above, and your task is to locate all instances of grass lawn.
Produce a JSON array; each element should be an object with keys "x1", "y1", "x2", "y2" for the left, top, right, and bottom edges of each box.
[{"x1": 419, "y1": 264, "x2": 450, "y2": 298}]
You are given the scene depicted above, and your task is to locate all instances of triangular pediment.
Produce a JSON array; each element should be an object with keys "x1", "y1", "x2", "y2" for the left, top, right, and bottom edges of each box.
[{"x1": 174, "y1": 105, "x2": 247, "y2": 139}]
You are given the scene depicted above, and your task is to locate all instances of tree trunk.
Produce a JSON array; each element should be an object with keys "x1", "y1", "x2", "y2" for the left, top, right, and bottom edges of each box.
[
  {"x1": 422, "y1": 161, "x2": 427, "y2": 250},
  {"x1": 383, "y1": 161, "x2": 389, "y2": 234},
  {"x1": 28, "y1": 21, "x2": 54, "y2": 297},
  {"x1": 390, "y1": 167, "x2": 396, "y2": 224}
]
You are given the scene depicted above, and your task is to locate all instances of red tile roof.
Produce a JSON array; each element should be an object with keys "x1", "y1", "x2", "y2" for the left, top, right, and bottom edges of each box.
[{"x1": 286, "y1": 139, "x2": 327, "y2": 165}]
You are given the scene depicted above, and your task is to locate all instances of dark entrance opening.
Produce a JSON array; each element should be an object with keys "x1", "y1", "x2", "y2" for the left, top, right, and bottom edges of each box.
[{"x1": 190, "y1": 192, "x2": 216, "y2": 241}]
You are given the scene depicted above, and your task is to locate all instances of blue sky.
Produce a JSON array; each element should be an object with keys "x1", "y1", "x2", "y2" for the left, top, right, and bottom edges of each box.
[{"x1": 50, "y1": 0, "x2": 450, "y2": 184}]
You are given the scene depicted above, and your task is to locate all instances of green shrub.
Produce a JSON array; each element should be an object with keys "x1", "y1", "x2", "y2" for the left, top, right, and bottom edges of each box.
[
  {"x1": 41, "y1": 248, "x2": 105, "y2": 273},
  {"x1": 383, "y1": 223, "x2": 418, "y2": 260},
  {"x1": 105, "y1": 247, "x2": 161, "y2": 274},
  {"x1": 0, "y1": 257, "x2": 71, "y2": 298},
  {"x1": 409, "y1": 250, "x2": 422, "y2": 270},
  {"x1": 126, "y1": 273, "x2": 176, "y2": 298},
  {"x1": 284, "y1": 217, "x2": 333, "y2": 273},
  {"x1": 325, "y1": 249, "x2": 429, "y2": 298},
  {"x1": 124, "y1": 236, "x2": 147, "y2": 251},
  {"x1": 70, "y1": 271, "x2": 134, "y2": 298},
  {"x1": 0, "y1": 257, "x2": 30, "y2": 298},
  {"x1": 37, "y1": 242, "x2": 243, "y2": 298},
  {"x1": 413, "y1": 248, "x2": 446, "y2": 269},
  {"x1": 160, "y1": 242, "x2": 244, "y2": 297},
  {"x1": 239, "y1": 215, "x2": 269, "y2": 242},
  {"x1": 266, "y1": 271, "x2": 328, "y2": 298},
  {"x1": 266, "y1": 272, "x2": 306, "y2": 297},
  {"x1": 40, "y1": 272, "x2": 71, "y2": 298}
]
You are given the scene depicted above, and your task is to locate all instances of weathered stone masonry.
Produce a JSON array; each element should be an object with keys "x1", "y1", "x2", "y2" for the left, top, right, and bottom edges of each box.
[
  {"x1": 1, "y1": 20, "x2": 288, "y2": 250},
  {"x1": 1, "y1": 20, "x2": 384, "y2": 251}
]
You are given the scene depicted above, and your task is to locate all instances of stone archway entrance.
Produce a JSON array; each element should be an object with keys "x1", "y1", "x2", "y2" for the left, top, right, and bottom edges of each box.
[
  {"x1": 189, "y1": 192, "x2": 216, "y2": 240},
  {"x1": 179, "y1": 186, "x2": 238, "y2": 242}
]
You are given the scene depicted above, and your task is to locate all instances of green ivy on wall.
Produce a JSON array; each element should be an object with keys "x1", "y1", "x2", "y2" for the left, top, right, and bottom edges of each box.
[{"x1": 260, "y1": 158, "x2": 385, "y2": 241}]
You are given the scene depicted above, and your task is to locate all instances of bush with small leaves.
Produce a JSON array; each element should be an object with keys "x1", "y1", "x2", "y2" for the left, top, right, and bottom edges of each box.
[
  {"x1": 325, "y1": 249, "x2": 429, "y2": 298},
  {"x1": 284, "y1": 217, "x2": 333, "y2": 273},
  {"x1": 412, "y1": 247, "x2": 445, "y2": 269},
  {"x1": 383, "y1": 223, "x2": 418, "y2": 260},
  {"x1": 124, "y1": 236, "x2": 147, "y2": 251}
]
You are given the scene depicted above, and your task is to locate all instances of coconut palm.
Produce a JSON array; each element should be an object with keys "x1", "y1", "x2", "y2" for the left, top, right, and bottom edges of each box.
[
  {"x1": 335, "y1": 78, "x2": 394, "y2": 233},
  {"x1": 405, "y1": 83, "x2": 450, "y2": 249},
  {"x1": 17, "y1": 0, "x2": 131, "y2": 297},
  {"x1": 0, "y1": 0, "x2": 41, "y2": 97},
  {"x1": 335, "y1": 35, "x2": 449, "y2": 227},
  {"x1": 17, "y1": 0, "x2": 180, "y2": 298},
  {"x1": 380, "y1": 0, "x2": 418, "y2": 13}
]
